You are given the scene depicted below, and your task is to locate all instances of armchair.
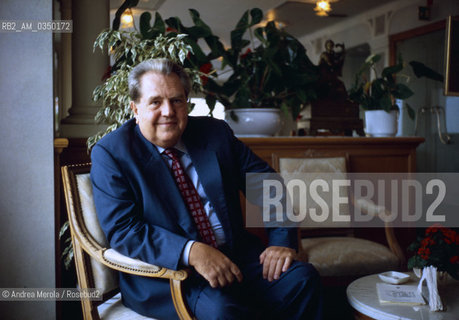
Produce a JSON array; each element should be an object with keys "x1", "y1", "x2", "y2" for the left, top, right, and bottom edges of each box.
[{"x1": 61, "y1": 163, "x2": 193, "y2": 320}]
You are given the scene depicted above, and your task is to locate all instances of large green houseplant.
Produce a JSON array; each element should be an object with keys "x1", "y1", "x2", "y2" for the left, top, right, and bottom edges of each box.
[
  {"x1": 201, "y1": 8, "x2": 319, "y2": 121},
  {"x1": 166, "y1": 7, "x2": 319, "y2": 136},
  {"x1": 106, "y1": 3, "x2": 319, "y2": 130},
  {"x1": 88, "y1": 1, "x2": 320, "y2": 146}
]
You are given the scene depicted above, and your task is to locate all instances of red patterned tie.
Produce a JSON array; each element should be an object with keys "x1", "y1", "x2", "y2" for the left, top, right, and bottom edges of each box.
[{"x1": 163, "y1": 148, "x2": 218, "y2": 248}]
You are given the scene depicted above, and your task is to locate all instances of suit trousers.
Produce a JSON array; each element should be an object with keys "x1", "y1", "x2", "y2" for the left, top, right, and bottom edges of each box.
[{"x1": 183, "y1": 242, "x2": 323, "y2": 320}]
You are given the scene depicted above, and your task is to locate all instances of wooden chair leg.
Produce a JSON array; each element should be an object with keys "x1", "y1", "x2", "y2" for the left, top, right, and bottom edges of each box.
[
  {"x1": 170, "y1": 279, "x2": 193, "y2": 320},
  {"x1": 72, "y1": 236, "x2": 100, "y2": 320}
]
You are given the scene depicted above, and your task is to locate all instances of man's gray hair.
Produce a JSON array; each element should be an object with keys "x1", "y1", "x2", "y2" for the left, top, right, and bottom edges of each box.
[{"x1": 128, "y1": 59, "x2": 191, "y2": 102}]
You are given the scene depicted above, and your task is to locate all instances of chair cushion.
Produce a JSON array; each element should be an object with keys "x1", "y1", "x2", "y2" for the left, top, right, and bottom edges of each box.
[
  {"x1": 98, "y1": 293, "x2": 155, "y2": 319},
  {"x1": 298, "y1": 237, "x2": 400, "y2": 277}
]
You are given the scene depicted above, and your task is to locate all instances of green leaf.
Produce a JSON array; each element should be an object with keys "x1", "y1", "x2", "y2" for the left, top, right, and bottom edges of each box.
[
  {"x1": 296, "y1": 89, "x2": 308, "y2": 103},
  {"x1": 409, "y1": 61, "x2": 444, "y2": 82},
  {"x1": 365, "y1": 53, "x2": 381, "y2": 64},
  {"x1": 59, "y1": 221, "x2": 69, "y2": 239},
  {"x1": 165, "y1": 16, "x2": 183, "y2": 32},
  {"x1": 189, "y1": 9, "x2": 212, "y2": 37},
  {"x1": 280, "y1": 102, "x2": 289, "y2": 117},
  {"x1": 382, "y1": 63, "x2": 403, "y2": 78},
  {"x1": 371, "y1": 79, "x2": 386, "y2": 98},
  {"x1": 380, "y1": 95, "x2": 393, "y2": 111},
  {"x1": 205, "y1": 94, "x2": 217, "y2": 113},
  {"x1": 394, "y1": 83, "x2": 414, "y2": 99},
  {"x1": 152, "y1": 12, "x2": 166, "y2": 34},
  {"x1": 204, "y1": 36, "x2": 226, "y2": 60},
  {"x1": 178, "y1": 49, "x2": 187, "y2": 64},
  {"x1": 233, "y1": 86, "x2": 251, "y2": 108},
  {"x1": 231, "y1": 10, "x2": 249, "y2": 50},
  {"x1": 112, "y1": 0, "x2": 139, "y2": 30},
  {"x1": 249, "y1": 8, "x2": 263, "y2": 25},
  {"x1": 140, "y1": 12, "x2": 152, "y2": 38},
  {"x1": 253, "y1": 27, "x2": 266, "y2": 45}
]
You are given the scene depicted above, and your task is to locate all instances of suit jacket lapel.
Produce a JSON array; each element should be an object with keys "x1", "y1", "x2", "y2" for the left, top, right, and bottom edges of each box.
[{"x1": 134, "y1": 127, "x2": 200, "y2": 239}]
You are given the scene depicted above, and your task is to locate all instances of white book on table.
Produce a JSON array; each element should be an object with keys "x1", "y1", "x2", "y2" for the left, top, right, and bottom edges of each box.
[{"x1": 376, "y1": 283, "x2": 426, "y2": 305}]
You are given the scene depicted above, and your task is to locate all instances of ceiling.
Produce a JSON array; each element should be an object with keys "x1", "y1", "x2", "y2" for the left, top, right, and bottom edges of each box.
[{"x1": 110, "y1": 0, "x2": 398, "y2": 44}]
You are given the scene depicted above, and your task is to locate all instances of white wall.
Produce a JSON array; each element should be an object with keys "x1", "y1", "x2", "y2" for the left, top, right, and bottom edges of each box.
[
  {"x1": 0, "y1": 0, "x2": 55, "y2": 319},
  {"x1": 299, "y1": 0, "x2": 459, "y2": 172}
]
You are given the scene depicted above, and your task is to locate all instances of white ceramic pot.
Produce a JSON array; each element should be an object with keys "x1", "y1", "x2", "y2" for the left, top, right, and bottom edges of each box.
[
  {"x1": 224, "y1": 108, "x2": 282, "y2": 137},
  {"x1": 365, "y1": 110, "x2": 399, "y2": 137}
]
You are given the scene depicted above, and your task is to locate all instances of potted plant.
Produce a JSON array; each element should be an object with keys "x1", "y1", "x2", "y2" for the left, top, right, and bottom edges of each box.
[
  {"x1": 92, "y1": 3, "x2": 318, "y2": 138},
  {"x1": 200, "y1": 8, "x2": 319, "y2": 136},
  {"x1": 348, "y1": 54, "x2": 414, "y2": 137}
]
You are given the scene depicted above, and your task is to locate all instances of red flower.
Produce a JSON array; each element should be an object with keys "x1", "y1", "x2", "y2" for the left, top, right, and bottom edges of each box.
[
  {"x1": 426, "y1": 223, "x2": 443, "y2": 235},
  {"x1": 420, "y1": 236, "x2": 435, "y2": 247},
  {"x1": 418, "y1": 247, "x2": 431, "y2": 260},
  {"x1": 443, "y1": 229, "x2": 457, "y2": 244},
  {"x1": 240, "y1": 48, "x2": 252, "y2": 60},
  {"x1": 199, "y1": 62, "x2": 213, "y2": 86},
  {"x1": 409, "y1": 224, "x2": 459, "y2": 273},
  {"x1": 166, "y1": 27, "x2": 178, "y2": 33}
]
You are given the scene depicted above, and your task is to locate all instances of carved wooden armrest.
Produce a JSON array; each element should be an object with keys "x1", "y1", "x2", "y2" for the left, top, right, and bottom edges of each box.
[
  {"x1": 353, "y1": 198, "x2": 406, "y2": 265},
  {"x1": 99, "y1": 248, "x2": 189, "y2": 281}
]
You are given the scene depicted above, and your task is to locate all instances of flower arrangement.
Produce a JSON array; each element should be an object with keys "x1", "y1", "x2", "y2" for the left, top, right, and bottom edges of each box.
[{"x1": 407, "y1": 224, "x2": 459, "y2": 280}]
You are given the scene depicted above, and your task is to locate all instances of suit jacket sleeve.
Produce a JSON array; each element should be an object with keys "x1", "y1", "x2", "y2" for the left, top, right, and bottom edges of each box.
[{"x1": 91, "y1": 143, "x2": 189, "y2": 270}]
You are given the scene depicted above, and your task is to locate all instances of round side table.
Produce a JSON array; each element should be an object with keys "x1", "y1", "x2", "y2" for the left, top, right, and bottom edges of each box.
[{"x1": 346, "y1": 273, "x2": 459, "y2": 320}]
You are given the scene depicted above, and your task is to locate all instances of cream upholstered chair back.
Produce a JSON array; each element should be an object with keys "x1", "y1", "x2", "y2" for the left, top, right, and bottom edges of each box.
[
  {"x1": 75, "y1": 172, "x2": 119, "y2": 295},
  {"x1": 62, "y1": 163, "x2": 193, "y2": 320},
  {"x1": 276, "y1": 155, "x2": 350, "y2": 230},
  {"x1": 271, "y1": 152, "x2": 403, "y2": 281}
]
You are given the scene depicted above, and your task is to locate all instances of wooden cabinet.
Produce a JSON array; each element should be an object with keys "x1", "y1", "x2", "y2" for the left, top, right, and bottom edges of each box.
[
  {"x1": 240, "y1": 137, "x2": 424, "y2": 173},
  {"x1": 240, "y1": 136, "x2": 425, "y2": 259}
]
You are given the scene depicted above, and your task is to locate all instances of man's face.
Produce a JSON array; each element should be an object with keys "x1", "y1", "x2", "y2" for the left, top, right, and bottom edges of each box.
[{"x1": 131, "y1": 71, "x2": 188, "y2": 148}]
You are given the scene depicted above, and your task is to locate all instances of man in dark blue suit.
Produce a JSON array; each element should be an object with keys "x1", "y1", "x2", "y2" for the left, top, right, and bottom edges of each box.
[{"x1": 91, "y1": 58, "x2": 322, "y2": 319}]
